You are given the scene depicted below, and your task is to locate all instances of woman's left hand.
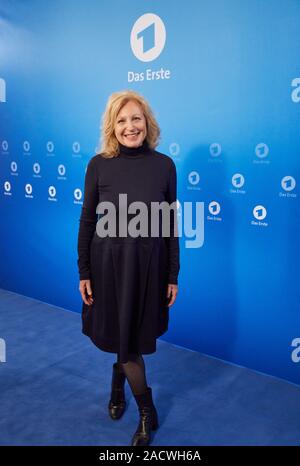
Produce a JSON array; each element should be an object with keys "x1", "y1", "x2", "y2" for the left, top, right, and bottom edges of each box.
[{"x1": 167, "y1": 284, "x2": 178, "y2": 307}]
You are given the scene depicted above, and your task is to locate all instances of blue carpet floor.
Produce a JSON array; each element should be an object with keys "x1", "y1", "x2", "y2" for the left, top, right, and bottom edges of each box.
[{"x1": 0, "y1": 288, "x2": 299, "y2": 446}]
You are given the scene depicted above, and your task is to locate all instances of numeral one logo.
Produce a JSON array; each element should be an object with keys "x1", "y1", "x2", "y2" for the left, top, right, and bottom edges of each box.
[
  {"x1": 281, "y1": 176, "x2": 296, "y2": 192},
  {"x1": 209, "y1": 201, "x2": 221, "y2": 216},
  {"x1": 255, "y1": 143, "x2": 269, "y2": 159},
  {"x1": 137, "y1": 22, "x2": 155, "y2": 54},
  {"x1": 253, "y1": 205, "x2": 267, "y2": 220},
  {"x1": 130, "y1": 13, "x2": 166, "y2": 62}
]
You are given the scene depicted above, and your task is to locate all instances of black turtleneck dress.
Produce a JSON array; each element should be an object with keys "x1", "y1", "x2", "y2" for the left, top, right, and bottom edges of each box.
[{"x1": 77, "y1": 140, "x2": 180, "y2": 363}]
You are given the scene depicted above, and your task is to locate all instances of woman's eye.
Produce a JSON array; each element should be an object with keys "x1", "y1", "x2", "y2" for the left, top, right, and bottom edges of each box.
[{"x1": 117, "y1": 117, "x2": 140, "y2": 123}]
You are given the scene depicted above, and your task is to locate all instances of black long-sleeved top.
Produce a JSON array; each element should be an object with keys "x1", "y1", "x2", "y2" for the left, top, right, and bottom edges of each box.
[{"x1": 77, "y1": 140, "x2": 180, "y2": 284}]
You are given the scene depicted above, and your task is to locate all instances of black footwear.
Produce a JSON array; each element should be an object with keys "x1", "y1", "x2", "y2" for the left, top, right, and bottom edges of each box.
[
  {"x1": 131, "y1": 387, "x2": 159, "y2": 446},
  {"x1": 108, "y1": 362, "x2": 126, "y2": 420}
]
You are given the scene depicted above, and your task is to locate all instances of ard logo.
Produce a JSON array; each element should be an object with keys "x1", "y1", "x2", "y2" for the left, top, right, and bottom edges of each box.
[
  {"x1": 0, "y1": 338, "x2": 6, "y2": 362},
  {"x1": 130, "y1": 13, "x2": 166, "y2": 62}
]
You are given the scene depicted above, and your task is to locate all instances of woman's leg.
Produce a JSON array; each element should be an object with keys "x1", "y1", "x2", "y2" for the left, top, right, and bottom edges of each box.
[
  {"x1": 120, "y1": 353, "x2": 148, "y2": 395},
  {"x1": 121, "y1": 353, "x2": 158, "y2": 446},
  {"x1": 108, "y1": 355, "x2": 127, "y2": 420},
  {"x1": 116, "y1": 354, "x2": 125, "y2": 373},
  {"x1": 117, "y1": 352, "x2": 158, "y2": 446}
]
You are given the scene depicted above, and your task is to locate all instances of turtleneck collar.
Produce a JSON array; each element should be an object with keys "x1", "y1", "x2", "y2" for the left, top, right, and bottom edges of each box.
[{"x1": 118, "y1": 139, "x2": 151, "y2": 158}]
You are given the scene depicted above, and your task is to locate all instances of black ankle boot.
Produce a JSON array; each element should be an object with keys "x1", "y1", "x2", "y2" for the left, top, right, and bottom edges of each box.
[
  {"x1": 108, "y1": 362, "x2": 126, "y2": 420},
  {"x1": 131, "y1": 387, "x2": 159, "y2": 446}
]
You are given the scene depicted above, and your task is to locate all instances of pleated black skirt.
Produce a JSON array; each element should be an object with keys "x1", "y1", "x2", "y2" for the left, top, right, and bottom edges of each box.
[{"x1": 81, "y1": 234, "x2": 170, "y2": 363}]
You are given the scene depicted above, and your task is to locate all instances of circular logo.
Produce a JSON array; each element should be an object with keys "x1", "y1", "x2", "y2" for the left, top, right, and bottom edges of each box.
[
  {"x1": 33, "y1": 163, "x2": 40, "y2": 174},
  {"x1": 74, "y1": 188, "x2": 82, "y2": 201},
  {"x1": 209, "y1": 143, "x2": 221, "y2": 157},
  {"x1": 169, "y1": 143, "x2": 180, "y2": 156},
  {"x1": 4, "y1": 181, "x2": 11, "y2": 192},
  {"x1": 58, "y1": 164, "x2": 66, "y2": 176},
  {"x1": 2, "y1": 140, "x2": 8, "y2": 151},
  {"x1": 11, "y1": 161, "x2": 17, "y2": 172},
  {"x1": 130, "y1": 13, "x2": 166, "y2": 62},
  {"x1": 72, "y1": 142, "x2": 80, "y2": 153},
  {"x1": 47, "y1": 141, "x2": 54, "y2": 153},
  {"x1": 48, "y1": 186, "x2": 56, "y2": 198},
  {"x1": 255, "y1": 143, "x2": 269, "y2": 159},
  {"x1": 25, "y1": 184, "x2": 33, "y2": 195},
  {"x1": 253, "y1": 205, "x2": 267, "y2": 220},
  {"x1": 188, "y1": 171, "x2": 200, "y2": 185},
  {"x1": 23, "y1": 141, "x2": 30, "y2": 152},
  {"x1": 281, "y1": 176, "x2": 296, "y2": 192},
  {"x1": 232, "y1": 173, "x2": 245, "y2": 188},
  {"x1": 208, "y1": 201, "x2": 221, "y2": 215}
]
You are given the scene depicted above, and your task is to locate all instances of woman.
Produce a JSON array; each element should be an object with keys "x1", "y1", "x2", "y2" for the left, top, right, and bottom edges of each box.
[{"x1": 77, "y1": 90, "x2": 180, "y2": 446}]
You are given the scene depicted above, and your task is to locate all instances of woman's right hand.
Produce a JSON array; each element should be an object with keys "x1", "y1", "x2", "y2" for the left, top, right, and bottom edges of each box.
[{"x1": 79, "y1": 279, "x2": 94, "y2": 306}]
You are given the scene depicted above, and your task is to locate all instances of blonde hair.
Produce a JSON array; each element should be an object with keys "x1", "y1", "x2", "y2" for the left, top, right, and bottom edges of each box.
[{"x1": 98, "y1": 90, "x2": 161, "y2": 158}]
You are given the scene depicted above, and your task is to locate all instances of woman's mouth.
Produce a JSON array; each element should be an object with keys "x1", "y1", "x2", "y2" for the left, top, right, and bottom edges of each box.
[{"x1": 124, "y1": 132, "x2": 140, "y2": 138}]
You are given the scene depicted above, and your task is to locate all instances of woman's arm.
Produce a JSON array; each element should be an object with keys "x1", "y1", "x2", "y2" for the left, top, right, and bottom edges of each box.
[
  {"x1": 77, "y1": 156, "x2": 99, "y2": 280},
  {"x1": 165, "y1": 160, "x2": 180, "y2": 286}
]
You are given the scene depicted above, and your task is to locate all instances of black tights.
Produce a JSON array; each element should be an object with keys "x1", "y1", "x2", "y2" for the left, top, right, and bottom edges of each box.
[{"x1": 116, "y1": 353, "x2": 148, "y2": 396}]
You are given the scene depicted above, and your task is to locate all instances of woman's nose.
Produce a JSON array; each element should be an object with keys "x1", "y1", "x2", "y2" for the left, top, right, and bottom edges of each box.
[{"x1": 126, "y1": 119, "x2": 135, "y2": 129}]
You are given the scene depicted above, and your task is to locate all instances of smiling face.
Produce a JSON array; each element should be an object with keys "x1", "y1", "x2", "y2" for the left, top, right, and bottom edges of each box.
[{"x1": 114, "y1": 100, "x2": 147, "y2": 148}]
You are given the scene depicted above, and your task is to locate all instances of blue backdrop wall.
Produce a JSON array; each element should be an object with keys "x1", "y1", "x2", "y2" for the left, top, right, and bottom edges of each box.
[{"x1": 0, "y1": 0, "x2": 299, "y2": 385}]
